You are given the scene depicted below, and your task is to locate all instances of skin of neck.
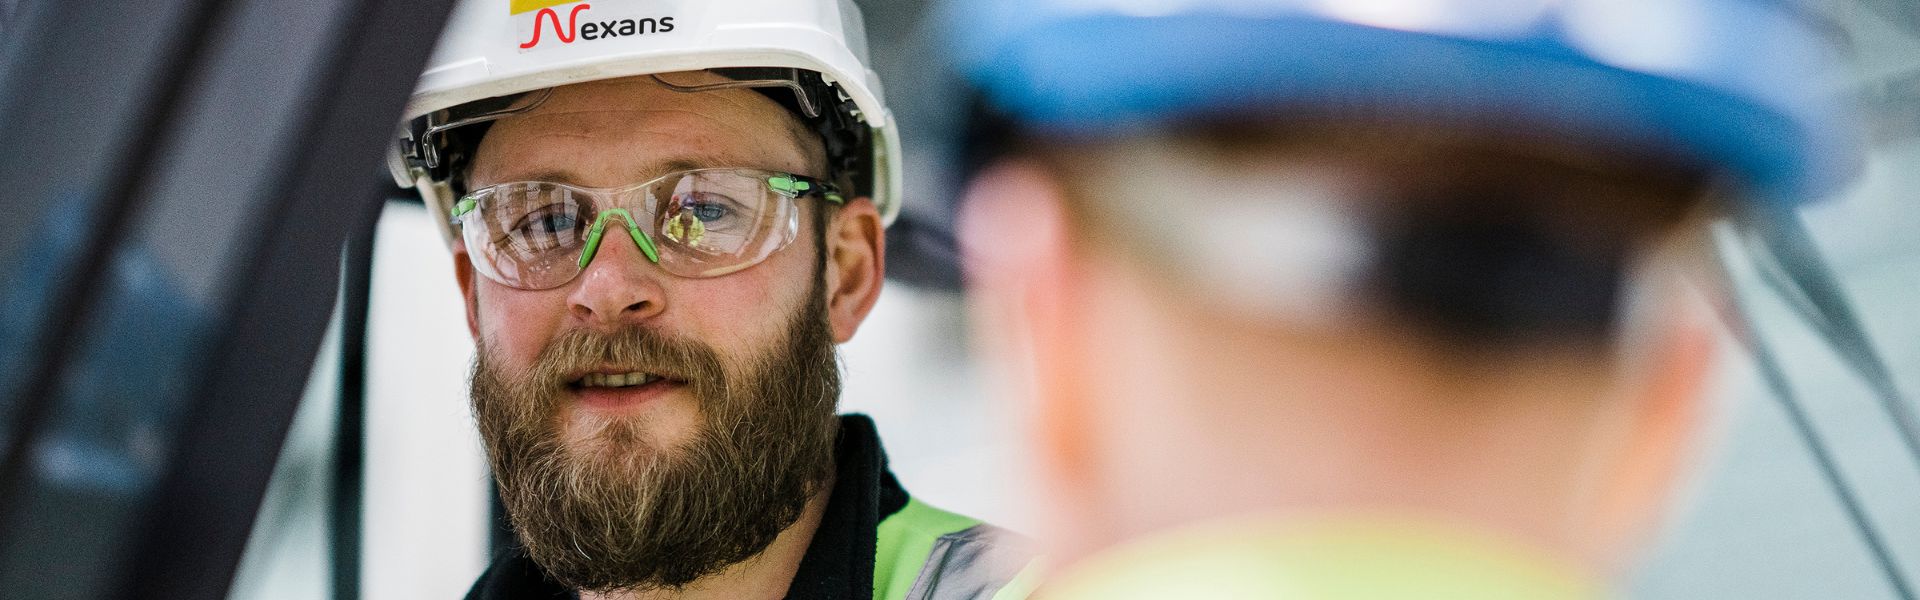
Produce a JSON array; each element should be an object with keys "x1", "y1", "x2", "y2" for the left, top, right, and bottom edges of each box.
[
  {"x1": 583, "y1": 470, "x2": 836, "y2": 600},
  {"x1": 960, "y1": 159, "x2": 1718, "y2": 581}
]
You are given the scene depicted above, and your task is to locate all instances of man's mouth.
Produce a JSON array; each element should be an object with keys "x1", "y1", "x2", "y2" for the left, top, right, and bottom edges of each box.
[
  {"x1": 576, "y1": 371, "x2": 666, "y2": 388},
  {"x1": 567, "y1": 369, "x2": 688, "y2": 410}
]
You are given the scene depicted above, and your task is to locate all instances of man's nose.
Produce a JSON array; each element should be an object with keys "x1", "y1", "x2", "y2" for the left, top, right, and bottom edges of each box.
[{"x1": 567, "y1": 215, "x2": 666, "y2": 326}]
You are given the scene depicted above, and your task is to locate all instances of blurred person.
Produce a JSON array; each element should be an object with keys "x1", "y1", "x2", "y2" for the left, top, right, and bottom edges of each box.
[
  {"x1": 386, "y1": 1, "x2": 1031, "y2": 598},
  {"x1": 948, "y1": 0, "x2": 1860, "y2": 597}
]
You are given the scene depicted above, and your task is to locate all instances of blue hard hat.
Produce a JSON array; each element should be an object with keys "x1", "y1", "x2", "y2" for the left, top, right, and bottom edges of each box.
[{"x1": 943, "y1": 0, "x2": 1862, "y2": 203}]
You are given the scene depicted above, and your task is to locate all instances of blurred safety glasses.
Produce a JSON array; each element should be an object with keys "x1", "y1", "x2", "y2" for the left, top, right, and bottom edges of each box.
[
  {"x1": 452, "y1": 167, "x2": 845, "y2": 289},
  {"x1": 1058, "y1": 135, "x2": 1702, "y2": 344}
]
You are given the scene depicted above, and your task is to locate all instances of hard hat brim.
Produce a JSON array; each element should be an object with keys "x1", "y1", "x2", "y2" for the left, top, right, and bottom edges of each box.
[{"x1": 957, "y1": 7, "x2": 1861, "y2": 203}]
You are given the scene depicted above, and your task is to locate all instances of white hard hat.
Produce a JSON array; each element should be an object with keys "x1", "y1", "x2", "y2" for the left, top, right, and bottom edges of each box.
[{"x1": 389, "y1": 0, "x2": 902, "y2": 247}]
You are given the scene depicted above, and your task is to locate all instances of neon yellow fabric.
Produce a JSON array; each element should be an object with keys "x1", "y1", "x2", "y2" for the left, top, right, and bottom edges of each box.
[
  {"x1": 1041, "y1": 516, "x2": 1605, "y2": 600},
  {"x1": 872, "y1": 499, "x2": 983, "y2": 600}
]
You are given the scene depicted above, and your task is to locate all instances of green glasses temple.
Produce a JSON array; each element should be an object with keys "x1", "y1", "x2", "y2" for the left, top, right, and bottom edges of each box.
[{"x1": 449, "y1": 173, "x2": 846, "y2": 269}]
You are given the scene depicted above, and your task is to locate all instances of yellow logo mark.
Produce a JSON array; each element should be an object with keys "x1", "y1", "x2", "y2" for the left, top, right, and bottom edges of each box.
[{"x1": 510, "y1": 0, "x2": 582, "y2": 16}]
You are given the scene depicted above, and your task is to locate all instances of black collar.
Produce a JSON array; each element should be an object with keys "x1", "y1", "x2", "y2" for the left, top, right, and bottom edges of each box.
[{"x1": 464, "y1": 414, "x2": 909, "y2": 600}]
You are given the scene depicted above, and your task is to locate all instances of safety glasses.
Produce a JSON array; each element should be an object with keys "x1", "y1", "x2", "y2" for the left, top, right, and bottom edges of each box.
[
  {"x1": 1049, "y1": 134, "x2": 1702, "y2": 344},
  {"x1": 451, "y1": 167, "x2": 845, "y2": 289}
]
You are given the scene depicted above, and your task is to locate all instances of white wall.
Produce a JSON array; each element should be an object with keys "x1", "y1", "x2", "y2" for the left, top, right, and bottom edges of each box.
[{"x1": 359, "y1": 204, "x2": 493, "y2": 600}]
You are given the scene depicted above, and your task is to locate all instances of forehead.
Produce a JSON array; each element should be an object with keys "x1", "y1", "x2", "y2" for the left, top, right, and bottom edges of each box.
[{"x1": 468, "y1": 72, "x2": 823, "y2": 188}]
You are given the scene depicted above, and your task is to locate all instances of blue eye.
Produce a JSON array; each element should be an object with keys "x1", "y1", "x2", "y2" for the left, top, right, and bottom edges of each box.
[
  {"x1": 536, "y1": 212, "x2": 579, "y2": 233},
  {"x1": 501, "y1": 204, "x2": 588, "y2": 255},
  {"x1": 516, "y1": 205, "x2": 582, "y2": 235},
  {"x1": 689, "y1": 203, "x2": 730, "y2": 221},
  {"x1": 674, "y1": 192, "x2": 741, "y2": 224}
]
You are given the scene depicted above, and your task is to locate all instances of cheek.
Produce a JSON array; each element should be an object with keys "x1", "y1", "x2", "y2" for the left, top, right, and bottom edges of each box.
[
  {"x1": 475, "y1": 282, "x2": 570, "y2": 369},
  {"x1": 662, "y1": 238, "x2": 816, "y2": 354}
]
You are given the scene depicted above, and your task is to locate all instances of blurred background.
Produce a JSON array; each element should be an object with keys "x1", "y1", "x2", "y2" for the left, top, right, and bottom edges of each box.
[{"x1": 0, "y1": 0, "x2": 1916, "y2": 598}]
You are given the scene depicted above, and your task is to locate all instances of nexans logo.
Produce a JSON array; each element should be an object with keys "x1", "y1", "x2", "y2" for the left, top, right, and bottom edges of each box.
[{"x1": 513, "y1": 0, "x2": 677, "y2": 51}]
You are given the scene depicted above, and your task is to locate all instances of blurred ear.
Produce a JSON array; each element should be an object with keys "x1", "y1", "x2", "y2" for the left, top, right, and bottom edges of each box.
[
  {"x1": 824, "y1": 197, "x2": 885, "y2": 343},
  {"x1": 1585, "y1": 289, "x2": 1718, "y2": 570},
  {"x1": 451, "y1": 242, "x2": 481, "y2": 342},
  {"x1": 959, "y1": 160, "x2": 1098, "y2": 493}
]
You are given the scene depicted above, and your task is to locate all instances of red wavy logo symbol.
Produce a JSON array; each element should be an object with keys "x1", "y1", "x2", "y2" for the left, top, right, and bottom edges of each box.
[{"x1": 519, "y1": 3, "x2": 591, "y2": 49}]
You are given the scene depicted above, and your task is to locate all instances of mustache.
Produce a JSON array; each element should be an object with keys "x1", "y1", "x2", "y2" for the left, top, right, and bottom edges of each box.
[{"x1": 517, "y1": 325, "x2": 730, "y2": 395}]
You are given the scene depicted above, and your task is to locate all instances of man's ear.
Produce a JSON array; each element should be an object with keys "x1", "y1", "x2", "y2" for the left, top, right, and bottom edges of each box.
[
  {"x1": 452, "y1": 242, "x2": 482, "y2": 342},
  {"x1": 1583, "y1": 289, "x2": 1718, "y2": 571},
  {"x1": 824, "y1": 198, "x2": 885, "y2": 343},
  {"x1": 958, "y1": 160, "x2": 1100, "y2": 497}
]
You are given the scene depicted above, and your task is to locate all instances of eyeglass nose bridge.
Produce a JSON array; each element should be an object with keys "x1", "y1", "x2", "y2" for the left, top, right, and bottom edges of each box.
[{"x1": 578, "y1": 207, "x2": 662, "y2": 270}]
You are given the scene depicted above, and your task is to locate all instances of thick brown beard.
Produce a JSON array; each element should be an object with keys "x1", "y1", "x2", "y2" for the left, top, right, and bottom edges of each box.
[{"x1": 469, "y1": 287, "x2": 840, "y2": 593}]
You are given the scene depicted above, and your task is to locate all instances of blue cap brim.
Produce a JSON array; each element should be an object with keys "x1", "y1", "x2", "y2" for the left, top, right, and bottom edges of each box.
[{"x1": 956, "y1": 5, "x2": 1861, "y2": 203}]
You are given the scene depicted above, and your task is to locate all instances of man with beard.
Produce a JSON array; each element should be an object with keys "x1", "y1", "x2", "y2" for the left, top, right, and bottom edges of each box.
[
  {"x1": 944, "y1": 0, "x2": 1861, "y2": 597},
  {"x1": 386, "y1": 2, "x2": 1032, "y2": 598}
]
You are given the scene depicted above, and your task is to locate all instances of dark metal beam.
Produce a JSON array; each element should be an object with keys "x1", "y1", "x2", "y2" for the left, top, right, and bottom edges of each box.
[
  {"x1": 332, "y1": 216, "x2": 379, "y2": 600},
  {"x1": 0, "y1": 0, "x2": 453, "y2": 597},
  {"x1": 115, "y1": 0, "x2": 456, "y2": 594}
]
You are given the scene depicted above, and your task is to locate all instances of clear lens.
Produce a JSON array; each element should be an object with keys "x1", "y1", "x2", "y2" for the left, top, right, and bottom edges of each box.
[
  {"x1": 456, "y1": 168, "x2": 809, "y2": 289},
  {"x1": 653, "y1": 169, "x2": 799, "y2": 278},
  {"x1": 462, "y1": 182, "x2": 598, "y2": 290}
]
